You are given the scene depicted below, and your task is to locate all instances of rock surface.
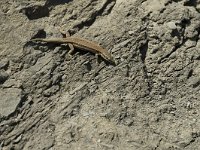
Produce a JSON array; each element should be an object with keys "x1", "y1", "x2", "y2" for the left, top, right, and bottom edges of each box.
[
  {"x1": 0, "y1": 88, "x2": 22, "y2": 117},
  {"x1": 0, "y1": 0, "x2": 200, "y2": 149}
]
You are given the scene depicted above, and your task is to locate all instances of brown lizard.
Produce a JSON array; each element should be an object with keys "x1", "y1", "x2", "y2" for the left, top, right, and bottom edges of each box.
[{"x1": 31, "y1": 35, "x2": 115, "y2": 64}]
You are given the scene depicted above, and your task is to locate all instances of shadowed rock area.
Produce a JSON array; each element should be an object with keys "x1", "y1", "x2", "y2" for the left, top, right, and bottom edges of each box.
[{"x1": 0, "y1": 0, "x2": 200, "y2": 149}]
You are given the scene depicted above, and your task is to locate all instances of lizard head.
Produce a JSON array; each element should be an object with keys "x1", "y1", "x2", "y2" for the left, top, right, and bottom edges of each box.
[{"x1": 100, "y1": 50, "x2": 116, "y2": 65}]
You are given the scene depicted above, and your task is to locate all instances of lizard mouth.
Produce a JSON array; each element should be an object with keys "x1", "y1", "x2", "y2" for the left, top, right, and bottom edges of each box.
[{"x1": 100, "y1": 54, "x2": 115, "y2": 65}]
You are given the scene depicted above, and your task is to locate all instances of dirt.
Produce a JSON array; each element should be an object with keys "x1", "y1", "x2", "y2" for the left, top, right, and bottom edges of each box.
[{"x1": 0, "y1": 0, "x2": 200, "y2": 149}]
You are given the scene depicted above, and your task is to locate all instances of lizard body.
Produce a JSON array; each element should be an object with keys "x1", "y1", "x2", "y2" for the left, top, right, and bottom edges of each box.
[{"x1": 31, "y1": 37, "x2": 115, "y2": 64}]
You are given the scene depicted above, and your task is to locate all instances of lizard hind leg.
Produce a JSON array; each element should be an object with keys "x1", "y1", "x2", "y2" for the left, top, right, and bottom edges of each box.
[{"x1": 67, "y1": 43, "x2": 75, "y2": 58}]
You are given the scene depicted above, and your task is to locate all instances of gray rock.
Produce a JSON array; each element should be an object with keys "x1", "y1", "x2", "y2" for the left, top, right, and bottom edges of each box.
[
  {"x1": 167, "y1": 21, "x2": 177, "y2": 30},
  {"x1": 0, "y1": 88, "x2": 22, "y2": 117}
]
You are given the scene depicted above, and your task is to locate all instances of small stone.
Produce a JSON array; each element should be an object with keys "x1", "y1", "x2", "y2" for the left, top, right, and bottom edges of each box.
[
  {"x1": 128, "y1": 31, "x2": 134, "y2": 35},
  {"x1": 167, "y1": 22, "x2": 177, "y2": 30}
]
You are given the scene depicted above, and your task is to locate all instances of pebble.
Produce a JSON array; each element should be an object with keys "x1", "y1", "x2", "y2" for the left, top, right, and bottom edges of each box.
[{"x1": 167, "y1": 21, "x2": 177, "y2": 30}]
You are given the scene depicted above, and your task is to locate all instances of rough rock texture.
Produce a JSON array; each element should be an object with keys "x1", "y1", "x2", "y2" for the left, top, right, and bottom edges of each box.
[{"x1": 0, "y1": 0, "x2": 200, "y2": 149}]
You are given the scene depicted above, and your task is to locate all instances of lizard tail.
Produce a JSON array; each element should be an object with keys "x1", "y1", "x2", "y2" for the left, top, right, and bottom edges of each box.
[
  {"x1": 31, "y1": 38, "x2": 44, "y2": 42},
  {"x1": 31, "y1": 38, "x2": 66, "y2": 43}
]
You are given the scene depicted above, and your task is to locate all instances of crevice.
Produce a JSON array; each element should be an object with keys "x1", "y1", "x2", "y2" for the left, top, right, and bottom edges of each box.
[
  {"x1": 171, "y1": 0, "x2": 183, "y2": 2},
  {"x1": 20, "y1": 5, "x2": 50, "y2": 20},
  {"x1": 139, "y1": 40, "x2": 148, "y2": 63},
  {"x1": 180, "y1": 18, "x2": 191, "y2": 28},
  {"x1": 138, "y1": 40, "x2": 153, "y2": 94},
  {"x1": 194, "y1": 24, "x2": 200, "y2": 44},
  {"x1": 19, "y1": 0, "x2": 72, "y2": 20},
  {"x1": 44, "y1": 0, "x2": 73, "y2": 7},
  {"x1": 187, "y1": 69, "x2": 193, "y2": 79},
  {"x1": 183, "y1": 0, "x2": 197, "y2": 7},
  {"x1": 73, "y1": 0, "x2": 116, "y2": 30}
]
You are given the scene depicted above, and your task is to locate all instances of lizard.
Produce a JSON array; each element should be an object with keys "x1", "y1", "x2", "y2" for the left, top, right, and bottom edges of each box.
[{"x1": 31, "y1": 32, "x2": 115, "y2": 65}]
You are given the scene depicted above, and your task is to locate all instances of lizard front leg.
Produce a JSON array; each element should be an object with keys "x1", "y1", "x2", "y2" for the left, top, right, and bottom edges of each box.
[{"x1": 58, "y1": 28, "x2": 75, "y2": 58}]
